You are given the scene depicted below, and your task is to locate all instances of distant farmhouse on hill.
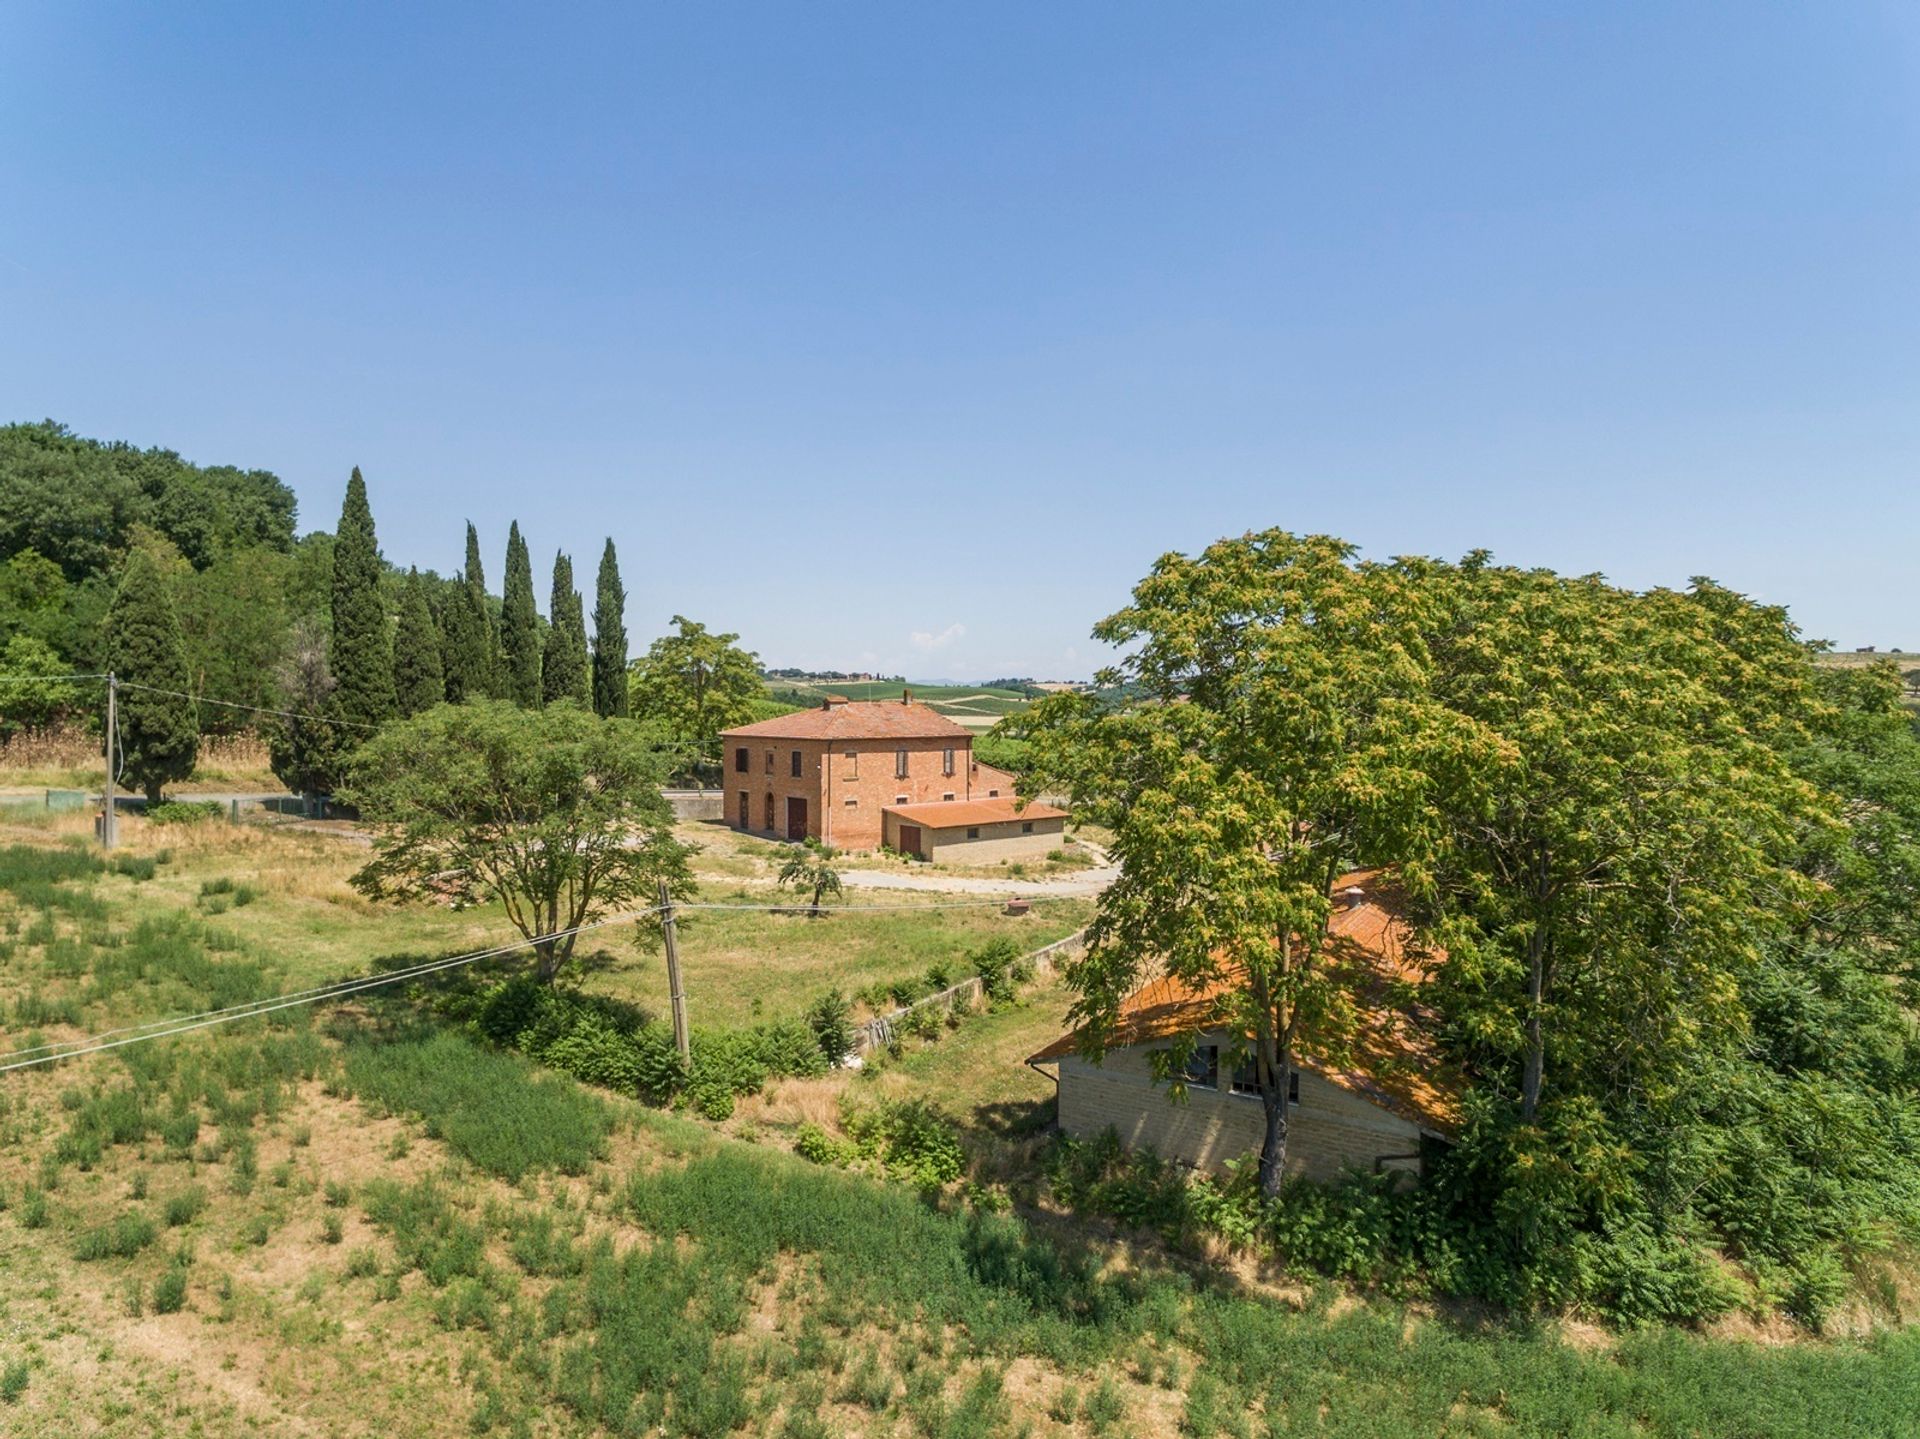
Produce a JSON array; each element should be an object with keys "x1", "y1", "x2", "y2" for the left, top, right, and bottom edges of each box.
[{"x1": 720, "y1": 693, "x2": 1065, "y2": 861}]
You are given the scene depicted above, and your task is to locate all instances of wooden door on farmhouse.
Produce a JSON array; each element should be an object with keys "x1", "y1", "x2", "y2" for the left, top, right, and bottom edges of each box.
[
  {"x1": 786, "y1": 796, "x2": 809, "y2": 841},
  {"x1": 899, "y1": 824, "x2": 922, "y2": 859}
]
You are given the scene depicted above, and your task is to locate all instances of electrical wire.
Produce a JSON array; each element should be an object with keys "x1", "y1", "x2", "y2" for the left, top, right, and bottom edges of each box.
[
  {"x1": 0, "y1": 673, "x2": 107, "y2": 684},
  {"x1": 0, "y1": 906, "x2": 671, "y2": 1074},
  {"x1": 113, "y1": 681, "x2": 385, "y2": 732},
  {"x1": 0, "y1": 892, "x2": 1087, "y2": 1073}
]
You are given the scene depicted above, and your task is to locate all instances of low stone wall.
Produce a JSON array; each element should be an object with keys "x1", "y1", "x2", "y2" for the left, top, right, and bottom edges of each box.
[
  {"x1": 663, "y1": 788, "x2": 725, "y2": 821},
  {"x1": 851, "y1": 926, "x2": 1088, "y2": 1056}
]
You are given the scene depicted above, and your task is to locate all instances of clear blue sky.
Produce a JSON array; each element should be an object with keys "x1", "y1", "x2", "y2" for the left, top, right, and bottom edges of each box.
[{"x1": 4, "y1": 4, "x2": 1917, "y2": 677}]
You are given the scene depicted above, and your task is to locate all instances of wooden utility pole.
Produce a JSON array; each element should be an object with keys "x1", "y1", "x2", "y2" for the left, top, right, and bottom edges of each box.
[
  {"x1": 657, "y1": 878, "x2": 690, "y2": 1064},
  {"x1": 102, "y1": 672, "x2": 118, "y2": 849}
]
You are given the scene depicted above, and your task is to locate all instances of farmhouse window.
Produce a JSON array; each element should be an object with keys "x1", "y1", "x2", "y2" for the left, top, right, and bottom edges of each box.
[
  {"x1": 895, "y1": 795, "x2": 909, "y2": 805},
  {"x1": 844, "y1": 749, "x2": 858, "y2": 778},
  {"x1": 765, "y1": 750, "x2": 773, "y2": 774},
  {"x1": 942, "y1": 792, "x2": 955, "y2": 802},
  {"x1": 942, "y1": 748, "x2": 955, "y2": 776},
  {"x1": 764, "y1": 793, "x2": 775, "y2": 829},
  {"x1": 790, "y1": 750, "x2": 802, "y2": 778},
  {"x1": 738, "y1": 792, "x2": 748, "y2": 827},
  {"x1": 895, "y1": 749, "x2": 910, "y2": 779},
  {"x1": 733, "y1": 747, "x2": 749, "y2": 774},
  {"x1": 1179, "y1": 1045, "x2": 1219, "y2": 1090},
  {"x1": 987, "y1": 789, "x2": 1000, "y2": 798},
  {"x1": 1229, "y1": 1063, "x2": 1299, "y2": 1104}
]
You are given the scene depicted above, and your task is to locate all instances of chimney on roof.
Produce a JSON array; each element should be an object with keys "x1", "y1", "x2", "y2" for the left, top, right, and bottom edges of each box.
[
  {"x1": 1339, "y1": 885, "x2": 1367, "y2": 911},
  {"x1": 902, "y1": 687, "x2": 912, "y2": 705},
  {"x1": 821, "y1": 694, "x2": 849, "y2": 710}
]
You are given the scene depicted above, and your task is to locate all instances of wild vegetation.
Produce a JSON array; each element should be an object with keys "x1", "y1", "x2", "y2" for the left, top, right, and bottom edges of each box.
[{"x1": 1015, "y1": 530, "x2": 1920, "y2": 1328}]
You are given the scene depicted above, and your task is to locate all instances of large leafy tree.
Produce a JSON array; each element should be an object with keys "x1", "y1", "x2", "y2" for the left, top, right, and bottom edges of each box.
[
  {"x1": 1404, "y1": 560, "x2": 1823, "y2": 1127},
  {"x1": 0, "y1": 633, "x2": 87, "y2": 737},
  {"x1": 590, "y1": 538, "x2": 629, "y2": 718},
  {"x1": 499, "y1": 521, "x2": 541, "y2": 706},
  {"x1": 541, "y1": 551, "x2": 591, "y2": 707},
  {"x1": 1, "y1": 420, "x2": 296, "y2": 581},
  {"x1": 105, "y1": 548, "x2": 198, "y2": 803},
  {"x1": 171, "y1": 547, "x2": 291, "y2": 731},
  {"x1": 345, "y1": 701, "x2": 693, "y2": 982},
  {"x1": 328, "y1": 468, "x2": 394, "y2": 729},
  {"x1": 392, "y1": 569, "x2": 445, "y2": 717},
  {"x1": 265, "y1": 619, "x2": 349, "y2": 802},
  {"x1": 1017, "y1": 531, "x2": 1487, "y2": 1193},
  {"x1": 628, "y1": 616, "x2": 765, "y2": 785}
]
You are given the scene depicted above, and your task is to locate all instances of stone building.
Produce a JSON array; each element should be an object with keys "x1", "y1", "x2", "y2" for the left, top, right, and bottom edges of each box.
[{"x1": 1026, "y1": 870, "x2": 1458, "y2": 1183}]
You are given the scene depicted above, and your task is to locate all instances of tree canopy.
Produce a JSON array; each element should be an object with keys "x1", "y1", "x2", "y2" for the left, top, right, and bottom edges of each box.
[
  {"x1": 628, "y1": 616, "x2": 765, "y2": 785},
  {"x1": 344, "y1": 701, "x2": 693, "y2": 982},
  {"x1": 105, "y1": 548, "x2": 198, "y2": 803},
  {"x1": 1022, "y1": 530, "x2": 1920, "y2": 1321}
]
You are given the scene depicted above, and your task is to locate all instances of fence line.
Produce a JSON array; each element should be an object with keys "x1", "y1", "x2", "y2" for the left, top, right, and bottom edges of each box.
[{"x1": 850, "y1": 925, "x2": 1089, "y2": 1056}]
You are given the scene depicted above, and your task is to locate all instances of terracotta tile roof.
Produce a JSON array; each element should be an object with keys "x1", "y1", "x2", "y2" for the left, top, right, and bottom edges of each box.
[
  {"x1": 721, "y1": 701, "x2": 974, "y2": 742},
  {"x1": 1027, "y1": 869, "x2": 1460, "y2": 1136},
  {"x1": 884, "y1": 796, "x2": 1067, "y2": 828}
]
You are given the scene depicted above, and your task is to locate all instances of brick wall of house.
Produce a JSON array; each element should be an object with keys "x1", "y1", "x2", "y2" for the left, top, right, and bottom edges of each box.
[
  {"x1": 1053, "y1": 1037, "x2": 1426, "y2": 1183},
  {"x1": 725, "y1": 733, "x2": 978, "y2": 850}
]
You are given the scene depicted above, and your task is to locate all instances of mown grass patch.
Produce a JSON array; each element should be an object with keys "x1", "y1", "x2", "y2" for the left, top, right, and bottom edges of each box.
[{"x1": 341, "y1": 1027, "x2": 611, "y2": 1180}]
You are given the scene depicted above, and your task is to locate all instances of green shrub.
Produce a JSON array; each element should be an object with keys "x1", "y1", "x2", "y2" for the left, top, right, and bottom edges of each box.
[
  {"x1": 0, "y1": 1358, "x2": 27, "y2": 1404},
  {"x1": 108, "y1": 853, "x2": 158, "y2": 881},
  {"x1": 163, "y1": 1186, "x2": 207, "y2": 1227},
  {"x1": 968, "y1": 937, "x2": 1025, "y2": 1006},
  {"x1": 805, "y1": 990, "x2": 854, "y2": 1067},
  {"x1": 359, "y1": 1178, "x2": 485, "y2": 1286},
  {"x1": 145, "y1": 800, "x2": 223, "y2": 826},
  {"x1": 18, "y1": 1187, "x2": 48, "y2": 1228},
  {"x1": 152, "y1": 1260, "x2": 189, "y2": 1314},
  {"x1": 794, "y1": 1123, "x2": 857, "y2": 1168},
  {"x1": 74, "y1": 1209, "x2": 158, "y2": 1260},
  {"x1": 843, "y1": 1099, "x2": 965, "y2": 1190},
  {"x1": 321, "y1": 1213, "x2": 345, "y2": 1245}
]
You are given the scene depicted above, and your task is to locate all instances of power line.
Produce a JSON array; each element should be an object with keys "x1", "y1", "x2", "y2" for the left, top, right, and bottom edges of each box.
[
  {"x1": 0, "y1": 672, "x2": 106, "y2": 685},
  {"x1": 0, "y1": 906, "x2": 670, "y2": 1074},
  {"x1": 0, "y1": 893, "x2": 1084, "y2": 1073},
  {"x1": 114, "y1": 681, "x2": 385, "y2": 732}
]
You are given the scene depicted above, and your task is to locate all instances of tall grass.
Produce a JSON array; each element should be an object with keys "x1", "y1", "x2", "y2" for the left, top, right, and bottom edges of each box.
[
  {"x1": 341, "y1": 1028, "x2": 611, "y2": 1180},
  {"x1": 623, "y1": 1120, "x2": 1920, "y2": 1437}
]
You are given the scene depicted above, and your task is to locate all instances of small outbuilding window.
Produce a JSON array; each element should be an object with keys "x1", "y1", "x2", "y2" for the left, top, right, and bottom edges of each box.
[
  {"x1": 1230, "y1": 1063, "x2": 1300, "y2": 1104},
  {"x1": 966, "y1": 827, "x2": 980, "y2": 839}
]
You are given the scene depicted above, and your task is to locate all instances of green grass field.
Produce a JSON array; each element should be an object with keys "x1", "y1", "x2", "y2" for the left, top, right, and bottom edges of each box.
[{"x1": 3, "y1": 823, "x2": 1918, "y2": 1436}]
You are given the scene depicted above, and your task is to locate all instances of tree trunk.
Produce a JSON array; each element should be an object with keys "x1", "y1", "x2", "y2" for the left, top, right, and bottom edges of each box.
[
  {"x1": 1256, "y1": 1055, "x2": 1290, "y2": 1198},
  {"x1": 145, "y1": 779, "x2": 164, "y2": 806},
  {"x1": 1521, "y1": 929, "x2": 1546, "y2": 1123}
]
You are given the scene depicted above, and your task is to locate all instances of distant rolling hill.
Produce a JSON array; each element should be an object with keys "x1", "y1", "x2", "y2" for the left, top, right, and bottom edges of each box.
[{"x1": 763, "y1": 678, "x2": 1036, "y2": 730}]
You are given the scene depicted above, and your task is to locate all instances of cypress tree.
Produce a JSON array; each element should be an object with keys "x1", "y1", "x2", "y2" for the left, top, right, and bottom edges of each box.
[
  {"x1": 107, "y1": 548, "x2": 198, "y2": 803},
  {"x1": 542, "y1": 551, "x2": 591, "y2": 706},
  {"x1": 440, "y1": 523, "x2": 492, "y2": 702},
  {"x1": 465, "y1": 521, "x2": 502, "y2": 698},
  {"x1": 499, "y1": 521, "x2": 541, "y2": 706},
  {"x1": 591, "y1": 538, "x2": 629, "y2": 718},
  {"x1": 329, "y1": 468, "x2": 395, "y2": 729},
  {"x1": 393, "y1": 569, "x2": 445, "y2": 717}
]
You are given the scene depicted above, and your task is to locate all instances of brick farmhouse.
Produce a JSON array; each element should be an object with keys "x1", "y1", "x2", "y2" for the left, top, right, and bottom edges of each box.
[
  {"x1": 1027, "y1": 870, "x2": 1458, "y2": 1183},
  {"x1": 719, "y1": 695, "x2": 1066, "y2": 860}
]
